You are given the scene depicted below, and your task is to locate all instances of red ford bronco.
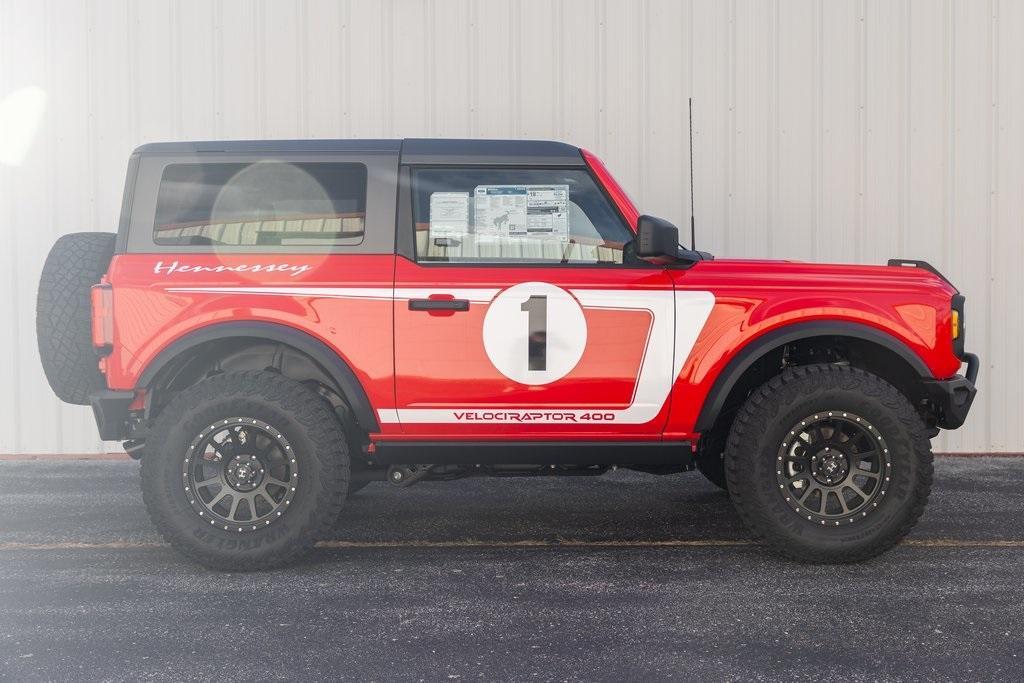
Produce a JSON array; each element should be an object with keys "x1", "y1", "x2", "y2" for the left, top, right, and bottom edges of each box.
[{"x1": 37, "y1": 139, "x2": 978, "y2": 569}]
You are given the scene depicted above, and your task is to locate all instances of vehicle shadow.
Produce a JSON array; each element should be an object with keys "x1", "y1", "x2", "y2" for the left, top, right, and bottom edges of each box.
[{"x1": 329, "y1": 470, "x2": 747, "y2": 544}]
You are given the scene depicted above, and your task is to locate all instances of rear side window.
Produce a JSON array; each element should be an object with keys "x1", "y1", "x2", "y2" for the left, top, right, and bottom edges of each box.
[
  {"x1": 411, "y1": 168, "x2": 632, "y2": 264},
  {"x1": 153, "y1": 162, "x2": 367, "y2": 247}
]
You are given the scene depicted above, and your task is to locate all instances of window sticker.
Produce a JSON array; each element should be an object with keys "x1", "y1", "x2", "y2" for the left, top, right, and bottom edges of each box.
[
  {"x1": 521, "y1": 185, "x2": 570, "y2": 242},
  {"x1": 473, "y1": 185, "x2": 570, "y2": 243},
  {"x1": 473, "y1": 186, "x2": 528, "y2": 239},
  {"x1": 429, "y1": 191, "x2": 470, "y2": 241}
]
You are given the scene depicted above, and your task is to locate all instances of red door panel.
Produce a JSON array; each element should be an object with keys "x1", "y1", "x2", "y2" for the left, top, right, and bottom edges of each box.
[{"x1": 390, "y1": 257, "x2": 678, "y2": 439}]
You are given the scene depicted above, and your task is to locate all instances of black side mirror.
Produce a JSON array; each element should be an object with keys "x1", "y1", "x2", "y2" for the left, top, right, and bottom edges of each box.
[{"x1": 635, "y1": 215, "x2": 681, "y2": 264}]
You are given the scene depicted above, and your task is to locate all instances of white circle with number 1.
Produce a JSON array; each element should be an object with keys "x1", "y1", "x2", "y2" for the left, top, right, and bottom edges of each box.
[{"x1": 482, "y1": 281, "x2": 588, "y2": 386}]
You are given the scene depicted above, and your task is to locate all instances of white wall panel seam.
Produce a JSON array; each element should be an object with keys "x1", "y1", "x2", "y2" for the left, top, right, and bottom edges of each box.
[
  {"x1": 944, "y1": 0, "x2": 953, "y2": 273},
  {"x1": 687, "y1": 0, "x2": 697, "y2": 240},
  {"x1": 298, "y1": 0, "x2": 308, "y2": 138},
  {"x1": 978, "y1": 0, "x2": 995, "y2": 448},
  {"x1": 8, "y1": 0, "x2": 25, "y2": 453},
  {"x1": 855, "y1": 0, "x2": 866, "y2": 264},
  {"x1": 812, "y1": 0, "x2": 821, "y2": 261},
  {"x1": 899, "y1": 0, "x2": 909, "y2": 258},
  {"x1": 43, "y1": 0, "x2": 60, "y2": 453},
  {"x1": 212, "y1": 1, "x2": 222, "y2": 139},
  {"x1": 467, "y1": 0, "x2": 477, "y2": 137},
  {"x1": 726, "y1": 0, "x2": 736, "y2": 256},
  {"x1": 171, "y1": 0, "x2": 181, "y2": 139},
  {"x1": 766, "y1": 0, "x2": 777, "y2": 260}
]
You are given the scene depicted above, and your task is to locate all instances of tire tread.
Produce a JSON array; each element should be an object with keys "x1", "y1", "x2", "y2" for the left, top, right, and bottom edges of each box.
[
  {"x1": 36, "y1": 232, "x2": 116, "y2": 404},
  {"x1": 141, "y1": 371, "x2": 349, "y2": 570},
  {"x1": 724, "y1": 363, "x2": 933, "y2": 563}
]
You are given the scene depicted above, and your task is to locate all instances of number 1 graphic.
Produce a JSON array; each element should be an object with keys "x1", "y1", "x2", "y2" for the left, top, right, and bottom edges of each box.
[{"x1": 520, "y1": 295, "x2": 548, "y2": 371}]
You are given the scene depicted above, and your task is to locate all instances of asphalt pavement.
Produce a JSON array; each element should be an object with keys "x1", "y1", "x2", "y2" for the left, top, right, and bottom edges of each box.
[{"x1": 0, "y1": 456, "x2": 1022, "y2": 681}]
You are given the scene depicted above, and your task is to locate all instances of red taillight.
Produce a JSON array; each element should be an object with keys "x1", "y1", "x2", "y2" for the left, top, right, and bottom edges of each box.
[{"x1": 90, "y1": 283, "x2": 114, "y2": 354}]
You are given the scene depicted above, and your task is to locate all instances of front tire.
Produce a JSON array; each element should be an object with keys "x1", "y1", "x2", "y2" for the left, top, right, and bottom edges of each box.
[
  {"x1": 141, "y1": 371, "x2": 349, "y2": 570},
  {"x1": 725, "y1": 364, "x2": 933, "y2": 563}
]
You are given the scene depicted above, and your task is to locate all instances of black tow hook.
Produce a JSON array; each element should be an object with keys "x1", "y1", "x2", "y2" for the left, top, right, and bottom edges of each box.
[{"x1": 386, "y1": 464, "x2": 433, "y2": 488}]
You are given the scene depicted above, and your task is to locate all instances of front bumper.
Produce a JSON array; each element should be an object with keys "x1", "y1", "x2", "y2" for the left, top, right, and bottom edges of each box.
[
  {"x1": 921, "y1": 353, "x2": 979, "y2": 430},
  {"x1": 90, "y1": 390, "x2": 134, "y2": 441}
]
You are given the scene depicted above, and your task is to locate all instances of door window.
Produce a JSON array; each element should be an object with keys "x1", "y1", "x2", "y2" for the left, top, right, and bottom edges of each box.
[{"x1": 410, "y1": 168, "x2": 632, "y2": 264}]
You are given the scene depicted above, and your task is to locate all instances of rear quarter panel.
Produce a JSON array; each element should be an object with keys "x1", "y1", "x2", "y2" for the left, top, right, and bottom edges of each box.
[{"x1": 103, "y1": 253, "x2": 398, "y2": 433}]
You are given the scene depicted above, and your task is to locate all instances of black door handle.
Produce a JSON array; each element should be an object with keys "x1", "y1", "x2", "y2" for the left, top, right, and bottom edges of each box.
[{"x1": 408, "y1": 298, "x2": 470, "y2": 312}]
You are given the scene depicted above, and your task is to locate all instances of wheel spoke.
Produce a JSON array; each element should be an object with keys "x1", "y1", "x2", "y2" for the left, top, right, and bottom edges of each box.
[
  {"x1": 795, "y1": 482, "x2": 816, "y2": 504},
  {"x1": 265, "y1": 476, "x2": 290, "y2": 490},
  {"x1": 227, "y1": 495, "x2": 242, "y2": 522},
  {"x1": 183, "y1": 417, "x2": 299, "y2": 531},
  {"x1": 226, "y1": 426, "x2": 245, "y2": 448},
  {"x1": 845, "y1": 482, "x2": 869, "y2": 502},
  {"x1": 837, "y1": 491, "x2": 851, "y2": 515},
  {"x1": 775, "y1": 411, "x2": 892, "y2": 523},
  {"x1": 208, "y1": 488, "x2": 230, "y2": 509},
  {"x1": 194, "y1": 476, "x2": 220, "y2": 489},
  {"x1": 785, "y1": 451, "x2": 810, "y2": 466},
  {"x1": 211, "y1": 438, "x2": 232, "y2": 458}
]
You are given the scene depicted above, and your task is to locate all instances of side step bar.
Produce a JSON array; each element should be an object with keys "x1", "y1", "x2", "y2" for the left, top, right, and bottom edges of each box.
[{"x1": 368, "y1": 441, "x2": 694, "y2": 467}]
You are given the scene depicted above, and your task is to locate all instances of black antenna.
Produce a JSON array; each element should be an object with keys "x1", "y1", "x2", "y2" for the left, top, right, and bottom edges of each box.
[{"x1": 688, "y1": 97, "x2": 696, "y2": 251}]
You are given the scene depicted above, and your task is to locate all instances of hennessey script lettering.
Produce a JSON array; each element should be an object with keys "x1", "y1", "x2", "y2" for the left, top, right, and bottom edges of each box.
[{"x1": 153, "y1": 260, "x2": 312, "y2": 278}]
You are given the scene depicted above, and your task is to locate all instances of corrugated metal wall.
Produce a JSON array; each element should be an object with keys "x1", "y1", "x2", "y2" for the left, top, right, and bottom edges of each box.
[{"x1": 1, "y1": 0, "x2": 1021, "y2": 454}]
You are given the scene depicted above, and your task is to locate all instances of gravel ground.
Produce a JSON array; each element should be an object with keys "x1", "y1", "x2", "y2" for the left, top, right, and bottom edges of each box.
[{"x1": 0, "y1": 456, "x2": 1021, "y2": 681}]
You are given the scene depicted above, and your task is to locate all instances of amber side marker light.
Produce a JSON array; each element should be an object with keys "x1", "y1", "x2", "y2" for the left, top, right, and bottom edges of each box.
[{"x1": 951, "y1": 309, "x2": 961, "y2": 340}]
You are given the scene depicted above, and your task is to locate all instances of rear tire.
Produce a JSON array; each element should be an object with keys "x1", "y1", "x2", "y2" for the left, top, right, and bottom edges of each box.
[
  {"x1": 725, "y1": 364, "x2": 933, "y2": 563},
  {"x1": 36, "y1": 232, "x2": 116, "y2": 404},
  {"x1": 141, "y1": 371, "x2": 349, "y2": 570}
]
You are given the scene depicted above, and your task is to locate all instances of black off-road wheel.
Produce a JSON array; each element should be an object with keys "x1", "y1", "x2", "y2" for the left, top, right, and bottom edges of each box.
[
  {"x1": 36, "y1": 232, "x2": 116, "y2": 404},
  {"x1": 725, "y1": 364, "x2": 933, "y2": 563},
  {"x1": 141, "y1": 371, "x2": 350, "y2": 570}
]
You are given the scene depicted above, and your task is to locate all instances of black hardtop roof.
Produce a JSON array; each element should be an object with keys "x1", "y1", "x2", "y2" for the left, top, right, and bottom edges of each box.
[{"x1": 131, "y1": 138, "x2": 585, "y2": 166}]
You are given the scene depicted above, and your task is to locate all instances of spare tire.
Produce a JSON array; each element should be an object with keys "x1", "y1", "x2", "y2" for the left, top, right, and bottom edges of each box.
[{"x1": 36, "y1": 232, "x2": 116, "y2": 405}]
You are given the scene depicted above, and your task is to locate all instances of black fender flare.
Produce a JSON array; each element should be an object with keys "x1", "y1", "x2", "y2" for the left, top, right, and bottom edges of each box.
[
  {"x1": 693, "y1": 320, "x2": 932, "y2": 433},
  {"x1": 137, "y1": 321, "x2": 380, "y2": 432}
]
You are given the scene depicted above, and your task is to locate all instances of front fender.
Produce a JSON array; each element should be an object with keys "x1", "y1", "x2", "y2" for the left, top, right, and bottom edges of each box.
[{"x1": 689, "y1": 319, "x2": 932, "y2": 433}]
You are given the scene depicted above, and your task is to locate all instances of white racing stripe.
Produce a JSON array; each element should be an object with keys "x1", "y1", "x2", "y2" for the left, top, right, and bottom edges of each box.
[
  {"x1": 167, "y1": 286, "x2": 502, "y2": 303},
  {"x1": 166, "y1": 284, "x2": 716, "y2": 426},
  {"x1": 382, "y1": 289, "x2": 715, "y2": 425}
]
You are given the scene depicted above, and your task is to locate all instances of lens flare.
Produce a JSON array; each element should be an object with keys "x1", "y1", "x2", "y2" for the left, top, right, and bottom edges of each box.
[{"x1": 0, "y1": 86, "x2": 48, "y2": 167}]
